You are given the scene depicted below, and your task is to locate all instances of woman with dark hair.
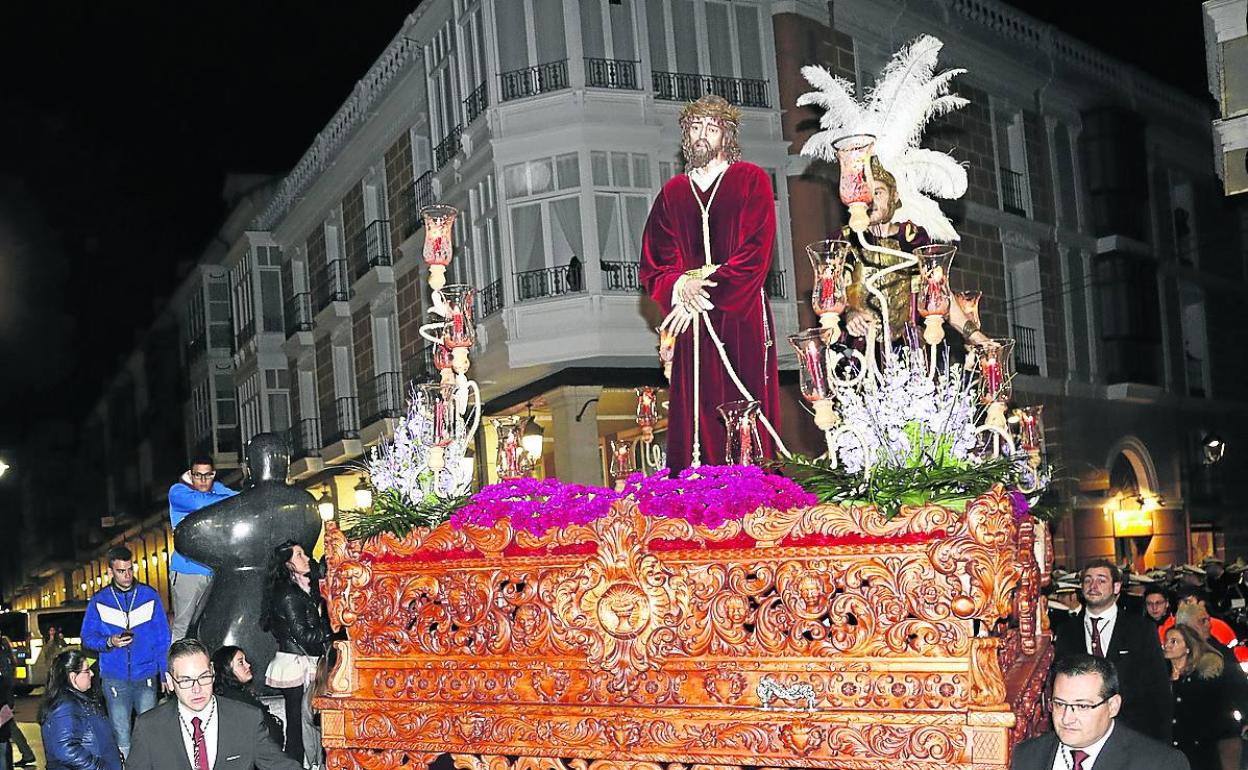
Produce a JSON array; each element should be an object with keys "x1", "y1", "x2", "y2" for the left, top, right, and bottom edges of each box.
[
  {"x1": 1163, "y1": 623, "x2": 1238, "y2": 770},
  {"x1": 38, "y1": 649, "x2": 121, "y2": 770},
  {"x1": 211, "y1": 645, "x2": 284, "y2": 747},
  {"x1": 261, "y1": 539, "x2": 331, "y2": 765}
]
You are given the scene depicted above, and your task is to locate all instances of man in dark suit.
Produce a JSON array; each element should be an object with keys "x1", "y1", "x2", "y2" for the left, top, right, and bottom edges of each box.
[
  {"x1": 127, "y1": 638, "x2": 301, "y2": 770},
  {"x1": 1011, "y1": 653, "x2": 1188, "y2": 770},
  {"x1": 1053, "y1": 558, "x2": 1172, "y2": 740}
]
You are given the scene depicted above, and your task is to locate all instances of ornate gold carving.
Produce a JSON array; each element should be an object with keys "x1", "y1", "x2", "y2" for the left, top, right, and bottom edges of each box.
[{"x1": 968, "y1": 637, "x2": 1009, "y2": 710}]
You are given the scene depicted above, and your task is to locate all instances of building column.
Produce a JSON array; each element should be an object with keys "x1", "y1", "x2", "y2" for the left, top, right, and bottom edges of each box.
[{"x1": 547, "y1": 385, "x2": 604, "y2": 486}]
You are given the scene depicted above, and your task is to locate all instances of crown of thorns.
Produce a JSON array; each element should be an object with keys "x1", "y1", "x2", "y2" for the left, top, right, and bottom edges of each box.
[{"x1": 679, "y1": 94, "x2": 742, "y2": 128}]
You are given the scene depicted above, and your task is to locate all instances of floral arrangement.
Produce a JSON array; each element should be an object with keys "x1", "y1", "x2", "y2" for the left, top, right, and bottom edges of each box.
[
  {"x1": 778, "y1": 346, "x2": 1042, "y2": 518},
  {"x1": 339, "y1": 386, "x2": 474, "y2": 542},
  {"x1": 450, "y1": 465, "x2": 816, "y2": 537}
]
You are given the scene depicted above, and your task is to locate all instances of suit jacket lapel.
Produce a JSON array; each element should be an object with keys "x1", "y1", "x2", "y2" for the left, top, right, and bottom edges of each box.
[
  {"x1": 162, "y1": 702, "x2": 195, "y2": 770},
  {"x1": 1041, "y1": 733, "x2": 1061, "y2": 770},
  {"x1": 1091, "y1": 723, "x2": 1131, "y2": 770}
]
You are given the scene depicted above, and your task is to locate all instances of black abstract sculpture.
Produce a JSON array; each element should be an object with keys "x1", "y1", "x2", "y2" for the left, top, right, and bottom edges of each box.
[{"x1": 175, "y1": 432, "x2": 322, "y2": 690}]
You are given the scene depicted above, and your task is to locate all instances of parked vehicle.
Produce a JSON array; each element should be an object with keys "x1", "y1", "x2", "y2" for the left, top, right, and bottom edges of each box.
[{"x1": 0, "y1": 605, "x2": 86, "y2": 694}]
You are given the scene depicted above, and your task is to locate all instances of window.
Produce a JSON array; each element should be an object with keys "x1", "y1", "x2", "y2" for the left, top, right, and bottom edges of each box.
[
  {"x1": 647, "y1": 0, "x2": 765, "y2": 80},
  {"x1": 504, "y1": 153, "x2": 579, "y2": 199},
  {"x1": 994, "y1": 105, "x2": 1031, "y2": 217},
  {"x1": 206, "y1": 274, "x2": 232, "y2": 350},
  {"x1": 1179, "y1": 281, "x2": 1208, "y2": 397},
  {"x1": 591, "y1": 151, "x2": 649, "y2": 188},
  {"x1": 265, "y1": 368, "x2": 292, "y2": 433},
  {"x1": 509, "y1": 196, "x2": 583, "y2": 274},
  {"x1": 1004, "y1": 245, "x2": 1046, "y2": 377},
  {"x1": 595, "y1": 193, "x2": 650, "y2": 261},
  {"x1": 581, "y1": 0, "x2": 638, "y2": 61}
]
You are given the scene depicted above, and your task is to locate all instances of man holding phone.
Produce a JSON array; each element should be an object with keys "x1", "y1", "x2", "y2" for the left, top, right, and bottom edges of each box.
[
  {"x1": 168, "y1": 455, "x2": 237, "y2": 641},
  {"x1": 81, "y1": 545, "x2": 172, "y2": 759}
]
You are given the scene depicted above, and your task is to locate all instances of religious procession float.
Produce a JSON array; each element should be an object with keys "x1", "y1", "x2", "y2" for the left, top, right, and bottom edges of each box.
[{"x1": 315, "y1": 36, "x2": 1056, "y2": 770}]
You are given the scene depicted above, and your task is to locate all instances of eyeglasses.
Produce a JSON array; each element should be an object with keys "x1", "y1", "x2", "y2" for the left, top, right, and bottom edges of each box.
[
  {"x1": 189, "y1": 471, "x2": 216, "y2": 480},
  {"x1": 171, "y1": 672, "x2": 215, "y2": 690},
  {"x1": 73, "y1": 668, "x2": 94, "y2": 676},
  {"x1": 1049, "y1": 696, "x2": 1110, "y2": 715}
]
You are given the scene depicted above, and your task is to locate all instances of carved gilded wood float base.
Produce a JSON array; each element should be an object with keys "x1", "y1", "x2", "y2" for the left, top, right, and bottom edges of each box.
[{"x1": 317, "y1": 485, "x2": 1052, "y2": 770}]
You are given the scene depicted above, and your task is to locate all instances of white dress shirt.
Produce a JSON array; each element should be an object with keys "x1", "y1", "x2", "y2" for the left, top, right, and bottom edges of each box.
[
  {"x1": 177, "y1": 697, "x2": 219, "y2": 770},
  {"x1": 1084, "y1": 602, "x2": 1118, "y2": 655},
  {"x1": 1050, "y1": 720, "x2": 1116, "y2": 770}
]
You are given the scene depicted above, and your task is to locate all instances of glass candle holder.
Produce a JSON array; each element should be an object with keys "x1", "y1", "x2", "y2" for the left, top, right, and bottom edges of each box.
[
  {"x1": 421, "y1": 204, "x2": 458, "y2": 289},
  {"x1": 833, "y1": 135, "x2": 876, "y2": 233},
  {"x1": 913, "y1": 244, "x2": 955, "y2": 345},
  {"x1": 806, "y1": 239, "x2": 852, "y2": 339},
  {"x1": 1015, "y1": 404, "x2": 1045, "y2": 453},
  {"x1": 635, "y1": 386, "x2": 660, "y2": 438},
  {"x1": 492, "y1": 415, "x2": 532, "y2": 480},
  {"x1": 718, "y1": 400, "x2": 764, "y2": 466},
  {"x1": 416, "y1": 382, "x2": 457, "y2": 470},
  {"x1": 973, "y1": 339, "x2": 1016, "y2": 405},
  {"x1": 788, "y1": 330, "x2": 838, "y2": 430},
  {"x1": 439, "y1": 284, "x2": 476, "y2": 350},
  {"x1": 609, "y1": 439, "x2": 637, "y2": 484}
]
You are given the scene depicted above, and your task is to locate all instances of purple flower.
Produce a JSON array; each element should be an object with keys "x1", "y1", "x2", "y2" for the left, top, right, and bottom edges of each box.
[{"x1": 1008, "y1": 489, "x2": 1031, "y2": 520}]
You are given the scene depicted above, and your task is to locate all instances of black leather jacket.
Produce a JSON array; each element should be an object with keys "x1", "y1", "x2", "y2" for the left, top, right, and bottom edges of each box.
[{"x1": 268, "y1": 579, "x2": 331, "y2": 657}]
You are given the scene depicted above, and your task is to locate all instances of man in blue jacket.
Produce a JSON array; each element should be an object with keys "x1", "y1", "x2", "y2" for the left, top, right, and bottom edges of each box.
[
  {"x1": 81, "y1": 545, "x2": 172, "y2": 759},
  {"x1": 168, "y1": 455, "x2": 237, "y2": 641}
]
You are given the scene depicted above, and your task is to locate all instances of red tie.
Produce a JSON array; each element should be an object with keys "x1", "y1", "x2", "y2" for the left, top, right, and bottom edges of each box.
[
  {"x1": 192, "y1": 716, "x2": 209, "y2": 770},
  {"x1": 1090, "y1": 617, "x2": 1104, "y2": 658},
  {"x1": 1071, "y1": 749, "x2": 1089, "y2": 770}
]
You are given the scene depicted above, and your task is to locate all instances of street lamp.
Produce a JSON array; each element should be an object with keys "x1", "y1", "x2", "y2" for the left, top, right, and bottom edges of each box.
[
  {"x1": 1203, "y1": 434, "x2": 1226, "y2": 465},
  {"x1": 522, "y1": 403, "x2": 545, "y2": 460},
  {"x1": 354, "y1": 478, "x2": 373, "y2": 511},
  {"x1": 0, "y1": 460, "x2": 11, "y2": 478},
  {"x1": 317, "y1": 491, "x2": 336, "y2": 522}
]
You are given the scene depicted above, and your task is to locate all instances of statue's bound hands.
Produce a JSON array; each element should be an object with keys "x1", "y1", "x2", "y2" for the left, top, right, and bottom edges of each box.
[
  {"x1": 846, "y1": 308, "x2": 874, "y2": 338},
  {"x1": 660, "y1": 304, "x2": 696, "y2": 337}
]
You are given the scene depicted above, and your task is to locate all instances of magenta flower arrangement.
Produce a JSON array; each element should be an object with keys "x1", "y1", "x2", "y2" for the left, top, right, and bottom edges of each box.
[{"x1": 450, "y1": 465, "x2": 815, "y2": 537}]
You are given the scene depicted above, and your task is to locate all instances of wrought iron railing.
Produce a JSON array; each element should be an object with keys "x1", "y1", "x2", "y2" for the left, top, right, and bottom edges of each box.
[
  {"x1": 360, "y1": 372, "x2": 404, "y2": 425},
  {"x1": 1013, "y1": 324, "x2": 1040, "y2": 374},
  {"x1": 284, "y1": 293, "x2": 314, "y2": 338},
  {"x1": 434, "y1": 125, "x2": 464, "y2": 171},
  {"x1": 186, "y1": 332, "x2": 207, "y2": 360},
  {"x1": 313, "y1": 259, "x2": 352, "y2": 312},
  {"x1": 601, "y1": 260, "x2": 642, "y2": 292},
  {"x1": 325, "y1": 397, "x2": 360, "y2": 443},
  {"x1": 479, "y1": 278, "x2": 504, "y2": 318},
  {"x1": 404, "y1": 344, "x2": 439, "y2": 384},
  {"x1": 463, "y1": 82, "x2": 488, "y2": 125},
  {"x1": 500, "y1": 59, "x2": 569, "y2": 102},
  {"x1": 766, "y1": 270, "x2": 788, "y2": 299},
  {"x1": 355, "y1": 219, "x2": 392, "y2": 278},
  {"x1": 1000, "y1": 167, "x2": 1028, "y2": 216},
  {"x1": 652, "y1": 71, "x2": 770, "y2": 108},
  {"x1": 515, "y1": 264, "x2": 584, "y2": 302},
  {"x1": 235, "y1": 319, "x2": 256, "y2": 350},
  {"x1": 586, "y1": 58, "x2": 640, "y2": 90},
  {"x1": 288, "y1": 418, "x2": 322, "y2": 460}
]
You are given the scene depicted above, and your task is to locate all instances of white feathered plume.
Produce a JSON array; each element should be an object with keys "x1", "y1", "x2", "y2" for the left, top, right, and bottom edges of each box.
[{"x1": 798, "y1": 34, "x2": 969, "y2": 241}]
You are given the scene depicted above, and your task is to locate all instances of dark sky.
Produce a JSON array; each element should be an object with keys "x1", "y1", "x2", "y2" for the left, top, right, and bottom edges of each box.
[{"x1": 0, "y1": 1, "x2": 1209, "y2": 444}]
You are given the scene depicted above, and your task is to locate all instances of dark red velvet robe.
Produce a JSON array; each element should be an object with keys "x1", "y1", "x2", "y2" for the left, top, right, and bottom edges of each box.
[{"x1": 639, "y1": 162, "x2": 780, "y2": 471}]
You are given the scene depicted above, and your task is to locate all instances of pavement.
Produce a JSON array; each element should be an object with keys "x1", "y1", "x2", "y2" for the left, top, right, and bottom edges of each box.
[{"x1": 8, "y1": 692, "x2": 44, "y2": 767}]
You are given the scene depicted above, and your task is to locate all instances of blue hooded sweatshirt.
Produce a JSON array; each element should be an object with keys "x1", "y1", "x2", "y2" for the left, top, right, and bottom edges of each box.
[
  {"x1": 81, "y1": 581, "x2": 171, "y2": 681},
  {"x1": 168, "y1": 480, "x2": 237, "y2": 576}
]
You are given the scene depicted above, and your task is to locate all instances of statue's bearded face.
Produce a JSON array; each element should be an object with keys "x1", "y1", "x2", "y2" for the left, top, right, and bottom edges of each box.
[
  {"x1": 682, "y1": 117, "x2": 726, "y2": 171},
  {"x1": 869, "y1": 179, "x2": 899, "y2": 225}
]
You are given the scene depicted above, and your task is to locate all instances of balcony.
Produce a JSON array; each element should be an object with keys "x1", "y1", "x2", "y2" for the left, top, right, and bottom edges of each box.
[
  {"x1": 515, "y1": 264, "x2": 584, "y2": 303},
  {"x1": 288, "y1": 418, "x2": 322, "y2": 460},
  {"x1": 500, "y1": 59, "x2": 569, "y2": 102},
  {"x1": 404, "y1": 344, "x2": 440, "y2": 385},
  {"x1": 325, "y1": 397, "x2": 360, "y2": 444},
  {"x1": 313, "y1": 259, "x2": 352, "y2": 312},
  {"x1": 586, "y1": 58, "x2": 640, "y2": 90},
  {"x1": 1013, "y1": 324, "x2": 1041, "y2": 375},
  {"x1": 652, "y1": 71, "x2": 769, "y2": 108},
  {"x1": 479, "y1": 278, "x2": 504, "y2": 318},
  {"x1": 766, "y1": 270, "x2": 788, "y2": 299},
  {"x1": 601, "y1": 260, "x2": 641, "y2": 293},
  {"x1": 463, "y1": 82, "x2": 488, "y2": 125},
  {"x1": 285, "y1": 293, "x2": 314, "y2": 338},
  {"x1": 355, "y1": 219, "x2": 392, "y2": 279},
  {"x1": 235, "y1": 319, "x2": 256, "y2": 351},
  {"x1": 434, "y1": 125, "x2": 464, "y2": 171},
  {"x1": 1000, "y1": 167, "x2": 1028, "y2": 216},
  {"x1": 360, "y1": 372, "x2": 405, "y2": 425}
]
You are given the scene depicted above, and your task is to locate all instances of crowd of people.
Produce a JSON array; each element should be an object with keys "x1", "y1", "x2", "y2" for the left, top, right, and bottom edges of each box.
[
  {"x1": 1040, "y1": 557, "x2": 1248, "y2": 770},
  {"x1": 0, "y1": 456, "x2": 335, "y2": 770}
]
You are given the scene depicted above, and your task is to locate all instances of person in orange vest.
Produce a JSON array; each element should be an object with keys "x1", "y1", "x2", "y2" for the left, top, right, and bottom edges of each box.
[{"x1": 1157, "y1": 586, "x2": 1248, "y2": 664}]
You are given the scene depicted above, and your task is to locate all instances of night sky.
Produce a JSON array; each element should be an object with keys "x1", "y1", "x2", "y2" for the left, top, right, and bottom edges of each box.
[{"x1": 0, "y1": 1, "x2": 1210, "y2": 443}]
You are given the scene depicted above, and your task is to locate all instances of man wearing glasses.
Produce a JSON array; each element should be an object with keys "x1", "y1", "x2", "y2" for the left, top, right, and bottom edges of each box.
[
  {"x1": 127, "y1": 638, "x2": 300, "y2": 770},
  {"x1": 168, "y1": 455, "x2": 237, "y2": 641},
  {"x1": 1011, "y1": 654, "x2": 1188, "y2": 770}
]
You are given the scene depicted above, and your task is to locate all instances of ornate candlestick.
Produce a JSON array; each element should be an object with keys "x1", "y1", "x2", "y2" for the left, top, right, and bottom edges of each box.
[
  {"x1": 833, "y1": 136, "x2": 876, "y2": 234},
  {"x1": 914, "y1": 244, "x2": 955, "y2": 346},
  {"x1": 973, "y1": 339, "x2": 1016, "y2": 433},
  {"x1": 609, "y1": 439, "x2": 637, "y2": 491},
  {"x1": 806, "y1": 240, "x2": 851, "y2": 341},
  {"x1": 416, "y1": 382, "x2": 457, "y2": 471},
  {"x1": 420, "y1": 204, "x2": 457, "y2": 291},
  {"x1": 1014, "y1": 404, "x2": 1045, "y2": 464},
  {"x1": 633, "y1": 386, "x2": 665, "y2": 472}
]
